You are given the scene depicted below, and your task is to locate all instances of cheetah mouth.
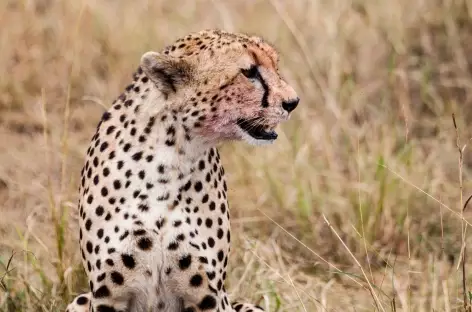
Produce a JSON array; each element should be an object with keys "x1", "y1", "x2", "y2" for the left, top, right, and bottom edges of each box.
[{"x1": 236, "y1": 118, "x2": 278, "y2": 141}]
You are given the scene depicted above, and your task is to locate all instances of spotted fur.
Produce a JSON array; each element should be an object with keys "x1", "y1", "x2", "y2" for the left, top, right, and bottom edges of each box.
[{"x1": 66, "y1": 29, "x2": 298, "y2": 312}]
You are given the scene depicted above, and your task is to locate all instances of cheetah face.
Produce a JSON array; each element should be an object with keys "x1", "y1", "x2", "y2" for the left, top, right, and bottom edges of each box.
[
  {"x1": 232, "y1": 63, "x2": 299, "y2": 145},
  {"x1": 140, "y1": 30, "x2": 299, "y2": 146}
]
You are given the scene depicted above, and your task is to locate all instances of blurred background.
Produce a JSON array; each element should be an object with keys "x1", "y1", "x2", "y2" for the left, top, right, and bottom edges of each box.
[{"x1": 1, "y1": 0, "x2": 472, "y2": 311}]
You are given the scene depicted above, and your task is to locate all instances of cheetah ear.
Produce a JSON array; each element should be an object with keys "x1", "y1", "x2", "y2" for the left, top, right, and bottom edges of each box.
[{"x1": 140, "y1": 51, "x2": 193, "y2": 97}]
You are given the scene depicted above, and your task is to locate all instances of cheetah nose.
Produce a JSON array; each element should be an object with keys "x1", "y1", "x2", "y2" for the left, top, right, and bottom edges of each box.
[{"x1": 282, "y1": 98, "x2": 299, "y2": 113}]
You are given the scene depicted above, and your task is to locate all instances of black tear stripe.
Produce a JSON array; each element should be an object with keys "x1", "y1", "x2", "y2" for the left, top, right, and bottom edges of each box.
[{"x1": 255, "y1": 68, "x2": 269, "y2": 108}]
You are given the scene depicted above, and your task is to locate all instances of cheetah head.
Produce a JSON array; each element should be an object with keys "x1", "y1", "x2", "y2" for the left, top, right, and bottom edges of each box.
[{"x1": 140, "y1": 29, "x2": 299, "y2": 146}]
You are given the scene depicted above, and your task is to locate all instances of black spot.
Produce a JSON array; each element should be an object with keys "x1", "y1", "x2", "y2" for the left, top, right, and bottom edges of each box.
[
  {"x1": 194, "y1": 181, "x2": 203, "y2": 192},
  {"x1": 168, "y1": 241, "x2": 179, "y2": 250},
  {"x1": 97, "y1": 272, "x2": 106, "y2": 282},
  {"x1": 183, "y1": 180, "x2": 192, "y2": 191},
  {"x1": 132, "y1": 151, "x2": 143, "y2": 161},
  {"x1": 133, "y1": 229, "x2": 146, "y2": 236},
  {"x1": 94, "y1": 285, "x2": 110, "y2": 298},
  {"x1": 178, "y1": 254, "x2": 192, "y2": 270},
  {"x1": 87, "y1": 195, "x2": 93, "y2": 204},
  {"x1": 217, "y1": 228, "x2": 224, "y2": 239},
  {"x1": 119, "y1": 231, "x2": 129, "y2": 241},
  {"x1": 198, "y1": 295, "x2": 217, "y2": 310},
  {"x1": 157, "y1": 193, "x2": 170, "y2": 201},
  {"x1": 106, "y1": 259, "x2": 114, "y2": 266},
  {"x1": 101, "y1": 187, "x2": 108, "y2": 197},
  {"x1": 121, "y1": 254, "x2": 136, "y2": 269},
  {"x1": 190, "y1": 274, "x2": 203, "y2": 287},
  {"x1": 97, "y1": 228, "x2": 104, "y2": 239},
  {"x1": 85, "y1": 219, "x2": 92, "y2": 231},
  {"x1": 76, "y1": 295, "x2": 89, "y2": 305},
  {"x1": 101, "y1": 112, "x2": 112, "y2": 122},
  {"x1": 113, "y1": 180, "x2": 121, "y2": 190},
  {"x1": 208, "y1": 237, "x2": 215, "y2": 248},
  {"x1": 138, "y1": 203, "x2": 149, "y2": 212},
  {"x1": 217, "y1": 250, "x2": 224, "y2": 262},
  {"x1": 190, "y1": 242, "x2": 200, "y2": 250},
  {"x1": 173, "y1": 220, "x2": 182, "y2": 227},
  {"x1": 137, "y1": 237, "x2": 153, "y2": 250},
  {"x1": 110, "y1": 271, "x2": 124, "y2": 285},
  {"x1": 155, "y1": 218, "x2": 165, "y2": 229},
  {"x1": 100, "y1": 142, "x2": 109, "y2": 152},
  {"x1": 206, "y1": 271, "x2": 215, "y2": 280},
  {"x1": 106, "y1": 125, "x2": 116, "y2": 135},
  {"x1": 97, "y1": 305, "x2": 116, "y2": 312},
  {"x1": 86, "y1": 241, "x2": 93, "y2": 253},
  {"x1": 205, "y1": 218, "x2": 213, "y2": 228},
  {"x1": 209, "y1": 201, "x2": 216, "y2": 211}
]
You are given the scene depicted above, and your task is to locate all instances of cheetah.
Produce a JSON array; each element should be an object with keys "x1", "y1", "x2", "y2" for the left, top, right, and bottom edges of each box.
[{"x1": 66, "y1": 29, "x2": 299, "y2": 312}]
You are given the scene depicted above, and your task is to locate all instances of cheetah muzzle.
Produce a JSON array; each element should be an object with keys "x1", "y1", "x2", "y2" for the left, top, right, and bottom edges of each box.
[{"x1": 66, "y1": 29, "x2": 298, "y2": 312}]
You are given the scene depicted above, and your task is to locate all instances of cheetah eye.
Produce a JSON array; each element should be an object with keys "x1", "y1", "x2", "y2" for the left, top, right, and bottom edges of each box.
[{"x1": 241, "y1": 65, "x2": 259, "y2": 79}]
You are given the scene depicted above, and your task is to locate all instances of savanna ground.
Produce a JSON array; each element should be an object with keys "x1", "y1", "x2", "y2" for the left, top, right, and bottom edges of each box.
[{"x1": 1, "y1": 0, "x2": 472, "y2": 311}]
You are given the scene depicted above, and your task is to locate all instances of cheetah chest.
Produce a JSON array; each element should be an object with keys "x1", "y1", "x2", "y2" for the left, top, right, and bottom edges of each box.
[{"x1": 79, "y1": 144, "x2": 231, "y2": 291}]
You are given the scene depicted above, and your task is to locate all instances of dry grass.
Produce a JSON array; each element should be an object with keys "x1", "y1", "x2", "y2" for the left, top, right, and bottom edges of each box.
[{"x1": 1, "y1": 0, "x2": 472, "y2": 311}]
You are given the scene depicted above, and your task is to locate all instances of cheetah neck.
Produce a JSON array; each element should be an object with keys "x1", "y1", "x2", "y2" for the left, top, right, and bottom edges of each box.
[{"x1": 107, "y1": 79, "x2": 215, "y2": 177}]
